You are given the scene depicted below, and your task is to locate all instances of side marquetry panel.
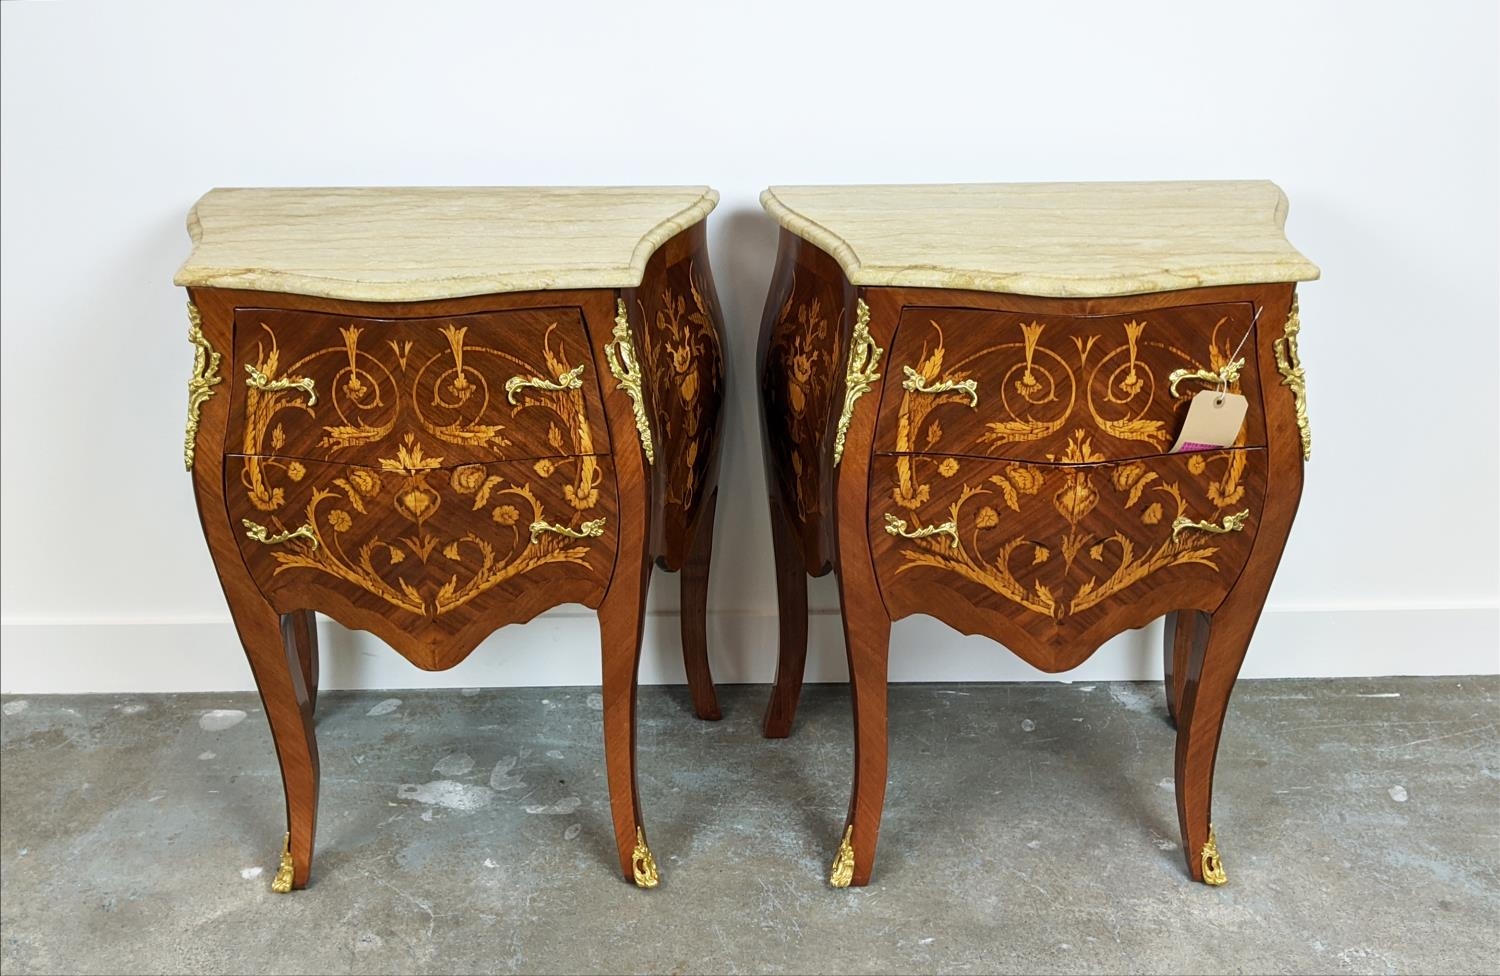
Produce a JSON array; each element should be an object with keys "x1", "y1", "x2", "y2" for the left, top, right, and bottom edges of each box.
[
  {"x1": 635, "y1": 225, "x2": 725, "y2": 566},
  {"x1": 759, "y1": 231, "x2": 849, "y2": 572},
  {"x1": 873, "y1": 302, "x2": 1265, "y2": 463},
  {"x1": 869, "y1": 443, "x2": 1266, "y2": 671},
  {"x1": 227, "y1": 306, "x2": 607, "y2": 468}
]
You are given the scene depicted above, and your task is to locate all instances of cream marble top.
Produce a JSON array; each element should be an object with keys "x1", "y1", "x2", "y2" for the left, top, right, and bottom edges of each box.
[
  {"x1": 761, "y1": 181, "x2": 1318, "y2": 298},
  {"x1": 175, "y1": 186, "x2": 719, "y2": 301}
]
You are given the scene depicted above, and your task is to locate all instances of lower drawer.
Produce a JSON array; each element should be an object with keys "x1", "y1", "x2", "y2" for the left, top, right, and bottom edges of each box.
[
  {"x1": 225, "y1": 452, "x2": 616, "y2": 637},
  {"x1": 869, "y1": 442, "x2": 1265, "y2": 668}
]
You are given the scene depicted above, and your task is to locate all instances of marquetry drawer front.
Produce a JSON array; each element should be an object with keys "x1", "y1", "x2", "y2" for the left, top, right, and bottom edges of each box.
[
  {"x1": 870, "y1": 446, "x2": 1265, "y2": 658},
  {"x1": 872, "y1": 302, "x2": 1265, "y2": 463},
  {"x1": 227, "y1": 307, "x2": 608, "y2": 468},
  {"x1": 225, "y1": 453, "x2": 616, "y2": 625}
]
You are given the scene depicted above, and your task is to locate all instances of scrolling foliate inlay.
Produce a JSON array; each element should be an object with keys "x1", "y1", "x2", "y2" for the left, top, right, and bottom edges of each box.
[
  {"x1": 232, "y1": 445, "x2": 610, "y2": 618},
  {"x1": 235, "y1": 313, "x2": 599, "y2": 469},
  {"x1": 886, "y1": 310, "x2": 1257, "y2": 462},
  {"x1": 879, "y1": 431, "x2": 1256, "y2": 621}
]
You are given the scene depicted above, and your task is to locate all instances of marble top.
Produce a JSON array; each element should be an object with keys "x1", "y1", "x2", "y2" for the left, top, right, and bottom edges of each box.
[
  {"x1": 175, "y1": 186, "x2": 719, "y2": 301},
  {"x1": 761, "y1": 181, "x2": 1319, "y2": 298}
]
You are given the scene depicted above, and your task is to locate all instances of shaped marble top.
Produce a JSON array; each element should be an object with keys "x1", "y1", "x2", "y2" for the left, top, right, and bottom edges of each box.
[
  {"x1": 175, "y1": 186, "x2": 719, "y2": 301},
  {"x1": 761, "y1": 181, "x2": 1319, "y2": 298}
]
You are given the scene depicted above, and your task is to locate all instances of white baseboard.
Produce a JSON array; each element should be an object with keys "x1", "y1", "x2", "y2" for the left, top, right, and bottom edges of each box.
[{"x1": 0, "y1": 605, "x2": 1495, "y2": 694}]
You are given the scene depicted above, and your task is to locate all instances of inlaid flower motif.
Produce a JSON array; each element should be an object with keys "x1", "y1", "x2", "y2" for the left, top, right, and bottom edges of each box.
[
  {"x1": 327, "y1": 510, "x2": 352, "y2": 533},
  {"x1": 451, "y1": 465, "x2": 486, "y2": 495},
  {"x1": 976, "y1": 507, "x2": 999, "y2": 529},
  {"x1": 1208, "y1": 481, "x2": 1245, "y2": 509},
  {"x1": 893, "y1": 482, "x2": 930, "y2": 510},
  {"x1": 1057, "y1": 430, "x2": 1105, "y2": 465},
  {"x1": 1142, "y1": 502, "x2": 1163, "y2": 525},
  {"x1": 1187, "y1": 454, "x2": 1207, "y2": 475},
  {"x1": 1112, "y1": 462, "x2": 1147, "y2": 492},
  {"x1": 349, "y1": 469, "x2": 380, "y2": 496},
  {"x1": 379, "y1": 434, "x2": 443, "y2": 475},
  {"x1": 534, "y1": 459, "x2": 555, "y2": 477},
  {"x1": 493, "y1": 505, "x2": 520, "y2": 526},
  {"x1": 1006, "y1": 464, "x2": 1044, "y2": 494},
  {"x1": 938, "y1": 458, "x2": 960, "y2": 478},
  {"x1": 443, "y1": 542, "x2": 461, "y2": 561},
  {"x1": 287, "y1": 461, "x2": 306, "y2": 482},
  {"x1": 565, "y1": 484, "x2": 599, "y2": 509},
  {"x1": 395, "y1": 484, "x2": 440, "y2": 523},
  {"x1": 1053, "y1": 472, "x2": 1099, "y2": 524}
]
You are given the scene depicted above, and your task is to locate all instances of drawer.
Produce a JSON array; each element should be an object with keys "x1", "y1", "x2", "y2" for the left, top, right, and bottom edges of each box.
[
  {"x1": 225, "y1": 451, "x2": 616, "y2": 624},
  {"x1": 227, "y1": 306, "x2": 608, "y2": 467},
  {"x1": 872, "y1": 302, "x2": 1265, "y2": 462},
  {"x1": 870, "y1": 445, "x2": 1264, "y2": 658}
]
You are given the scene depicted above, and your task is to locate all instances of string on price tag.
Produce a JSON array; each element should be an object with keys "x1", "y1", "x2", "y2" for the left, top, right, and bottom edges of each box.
[{"x1": 1168, "y1": 306, "x2": 1258, "y2": 453}]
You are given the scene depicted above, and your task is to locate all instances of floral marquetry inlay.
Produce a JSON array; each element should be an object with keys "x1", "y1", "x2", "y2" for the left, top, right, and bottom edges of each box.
[
  {"x1": 229, "y1": 452, "x2": 615, "y2": 620},
  {"x1": 638, "y1": 261, "x2": 723, "y2": 517},
  {"x1": 763, "y1": 274, "x2": 843, "y2": 522},
  {"x1": 873, "y1": 436, "x2": 1263, "y2": 623}
]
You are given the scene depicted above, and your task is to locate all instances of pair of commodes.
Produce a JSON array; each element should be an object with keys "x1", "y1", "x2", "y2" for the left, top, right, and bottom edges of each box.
[{"x1": 175, "y1": 181, "x2": 1317, "y2": 892}]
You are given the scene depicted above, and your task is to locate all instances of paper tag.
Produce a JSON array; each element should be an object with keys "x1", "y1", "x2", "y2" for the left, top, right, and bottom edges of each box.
[{"x1": 1169, "y1": 390, "x2": 1247, "y2": 453}]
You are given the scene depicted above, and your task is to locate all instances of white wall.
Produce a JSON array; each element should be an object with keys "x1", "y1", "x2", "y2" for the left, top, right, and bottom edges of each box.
[{"x1": 2, "y1": 0, "x2": 1496, "y2": 694}]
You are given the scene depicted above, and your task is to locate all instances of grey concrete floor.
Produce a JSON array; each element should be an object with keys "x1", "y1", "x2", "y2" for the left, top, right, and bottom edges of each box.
[{"x1": 1, "y1": 677, "x2": 1496, "y2": 975}]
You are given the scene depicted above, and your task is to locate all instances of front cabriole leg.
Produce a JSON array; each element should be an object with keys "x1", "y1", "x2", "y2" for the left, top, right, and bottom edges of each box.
[
  {"x1": 185, "y1": 292, "x2": 320, "y2": 892},
  {"x1": 596, "y1": 290, "x2": 661, "y2": 887},
  {"x1": 1175, "y1": 285, "x2": 1306, "y2": 884},
  {"x1": 830, "y1": 292, "x2": 896, "y2": 887}
]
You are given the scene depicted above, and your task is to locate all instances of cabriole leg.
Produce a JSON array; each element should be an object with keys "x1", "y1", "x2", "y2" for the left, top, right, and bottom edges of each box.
[
  {"x1": 679, "y1": 490, "x2": 721, "y2": 721},
  {"x1": 229, "y1": 592, "x2": 319, "y2": 891},
  {"x1": 1173, "y1": 588, "x2": 1268, "y2": 885},
  {"x1": 598, "y1": 554, "x2": 657, "y2": 888},
  {"x1": 762, "y1": 496, "x2": 811, "y2": 738},
  {"x1": 283, "y1": 609, "x2": 319, "y2": 717},
  {"x1": 1163, "y1": 610, "x2": 1206, "y2": 728},
  {"x1": 832, "y1": 572, "x2": 891, "y2": 888}
]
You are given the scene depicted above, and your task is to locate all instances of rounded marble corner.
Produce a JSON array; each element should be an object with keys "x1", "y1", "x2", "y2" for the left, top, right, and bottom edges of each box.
[{"x1": 626, "y1": 187, "x2": 719, "y2": 283}]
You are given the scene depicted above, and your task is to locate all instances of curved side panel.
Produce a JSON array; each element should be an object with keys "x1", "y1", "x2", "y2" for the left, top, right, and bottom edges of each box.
[
  {"x1": 632, "y1": 222, "x2": 726, "y2": 571},
  {"x1": 758, "y1": 230, "x2": 850, "y2": 575}
]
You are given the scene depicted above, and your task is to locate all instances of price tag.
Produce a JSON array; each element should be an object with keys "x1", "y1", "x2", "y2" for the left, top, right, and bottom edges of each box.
[{"x1": 1169, "y1": 390, "x2": 1247, "y2": 453}]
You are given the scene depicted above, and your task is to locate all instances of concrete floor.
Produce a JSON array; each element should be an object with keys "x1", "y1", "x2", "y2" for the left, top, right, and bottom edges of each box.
[{"x1": 1, "y1": 677, "x2": 1496, "y2": 975}]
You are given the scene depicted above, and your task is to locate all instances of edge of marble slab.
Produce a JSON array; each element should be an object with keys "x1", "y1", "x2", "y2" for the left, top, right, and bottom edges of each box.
[
  {"x1": 759, "y1": 183, "x2": 1321, "y2": 298},
  {"x1": 173, "y1": 187, "x2": 719, "y2": 301}
]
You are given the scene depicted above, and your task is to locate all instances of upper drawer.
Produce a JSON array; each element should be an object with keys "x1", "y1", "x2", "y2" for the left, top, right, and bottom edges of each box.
[
  {"x1": 227, "y1": 306, "x2": 608, "y2": 466},
  {"x1": 872, "y1": 302, "x2": 1265, "y2": 463}
]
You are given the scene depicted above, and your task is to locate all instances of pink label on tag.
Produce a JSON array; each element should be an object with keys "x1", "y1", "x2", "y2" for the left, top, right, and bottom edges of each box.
[{"x1": 1176, "y1": 442, "x2": 1218, "y2": 453}]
